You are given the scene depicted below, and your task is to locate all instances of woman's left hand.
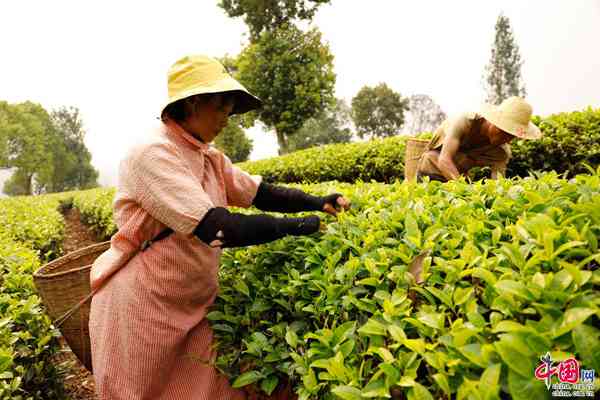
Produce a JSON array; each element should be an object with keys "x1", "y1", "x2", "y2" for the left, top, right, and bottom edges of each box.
[{"x1": 321, "y1": 193, "x2": 351, "y2": 216}]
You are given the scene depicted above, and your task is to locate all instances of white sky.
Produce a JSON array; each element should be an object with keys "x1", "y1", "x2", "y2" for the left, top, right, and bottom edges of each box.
[{"x1": 1, "y1": 0, "x2": 599, "y2": 188}]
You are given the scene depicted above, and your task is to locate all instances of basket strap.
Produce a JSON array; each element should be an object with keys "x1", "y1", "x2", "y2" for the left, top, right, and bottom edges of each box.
[
  {"x1": 141, "y1": 228, "x2": 174, "y2": 251},
  {"x1": 54, "y1": 290, "x2": 97, "y2": 327},
  {"x1": 52, "y1": 228, "x2": 175, "y2": 328}
]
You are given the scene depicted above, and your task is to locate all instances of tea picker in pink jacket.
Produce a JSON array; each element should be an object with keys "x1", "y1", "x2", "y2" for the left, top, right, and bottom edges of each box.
[{"x1": 89, "y1": 55, "x2": 350, "y2": 400}]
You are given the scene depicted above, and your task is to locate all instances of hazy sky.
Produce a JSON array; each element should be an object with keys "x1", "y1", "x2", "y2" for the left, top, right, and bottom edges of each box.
[{"x1": 1, "y1": 0, "x2": 599, "y2": 188}]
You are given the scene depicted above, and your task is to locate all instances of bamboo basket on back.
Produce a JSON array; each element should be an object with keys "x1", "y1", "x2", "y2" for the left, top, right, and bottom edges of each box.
[
  {"x1": 404, "y1": 138, "x2": 429, "y2": 181},
  {"x1": 33, "y1": 241, "x2": 111, "y2": 371}
]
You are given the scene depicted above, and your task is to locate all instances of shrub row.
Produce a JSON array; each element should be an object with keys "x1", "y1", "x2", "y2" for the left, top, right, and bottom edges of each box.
[
  {"x1": 0, "y1": 196, "x2": 66, "y2": 261},
  {"x1": 238, "y1": 136, "x2": 409, "y2": 184},
  {"x1": 18, "y1": 172, "x2": 599, "y2": 398},
  {"x1": 0, "y1": 196, "x2": 68, "y2": 399},
  {"x1": 509, "y1": 108, "x2": 600, "y2": 177},
  {"x1": 72, "y1": 188, "x2": 117, "y2": 240},
  {"x1": 237, "y1": 108, "x2": 600, "y2": 183},
  {"x1": 211, "y1": 171, "x2": 600, "y2": 399}
]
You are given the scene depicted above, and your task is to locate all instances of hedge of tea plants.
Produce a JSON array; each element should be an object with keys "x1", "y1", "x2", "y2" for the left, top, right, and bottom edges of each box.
[
  {"x1": 510, "y1": 108, "x2": 600, "y2": 177},
  {"x1": 237, "y1": 108, "x2": 600, "y2": 184},
  {"x1": 0, "y1": 195, "x2": 68, "y2": 399},
  {"x1": 3, "y1": 169, "x2": 598, "y2": 399},
  {"x1": 237, "y1": 136, "x2": 410, "y2": 184},
  {"x1": 72, "y1": 187, "x2": 117, "y2": 240},
  {"x1": 211, "y1": 172, "x2": 600, "y2": 399}
]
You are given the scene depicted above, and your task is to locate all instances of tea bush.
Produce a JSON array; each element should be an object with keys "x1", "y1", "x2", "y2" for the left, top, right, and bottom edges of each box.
[
  {"x1": 237, "y1": 136, "x2": 409, "y2": 184},
  {"x1": 6, "y1": 169, "x2": 598, "y2": 398},
  {"x1": 212, "y1": 171, "x2": 600, "y2": 399},
  {"x1": 0, "y1": 194, "x2": 68, "y2": 399},
  {"x1": 0, "y1": 196, "x2": 65, "y2": 261},
  {"x1": 509, "y1": 107, "x2": 600, "y2": 177},
  {"x1": 237, "y1": 108, "x2": 600, "y2": 184},
  {"x1": 72, "y1": 187, "x2": 117, "y2": 239}
]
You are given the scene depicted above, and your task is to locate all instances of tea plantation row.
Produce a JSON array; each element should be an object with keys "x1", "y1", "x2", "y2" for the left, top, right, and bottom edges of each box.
[
  {"x1": 57, "y1": 173, "x2": 600, "y2": 399},
  {"x1": 237, "y1": 107, "x2": 600, "y2": 184},
  {"x1": 0, "y1": 194, "x2": 68, "y2": 399},
  {"x1": 1, "y1": 171, "x2": 599, "y2": 398},
  {"x1": 208, "y1": 172, "x2": 599, "y2": 399}
]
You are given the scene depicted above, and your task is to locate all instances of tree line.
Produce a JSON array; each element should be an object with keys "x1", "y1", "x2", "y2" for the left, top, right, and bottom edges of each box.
[
  {"x1": 215, "y1": 1, "x2": 526, "y2": 161},
  {"x1": 0, "y1": 3, "x2": 526, "y2": 195}
]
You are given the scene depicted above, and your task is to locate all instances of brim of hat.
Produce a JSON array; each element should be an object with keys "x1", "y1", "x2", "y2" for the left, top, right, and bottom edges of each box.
[
  {"x1": 480, "y1": 103, "x2": 542, "y2": 140},
  {"x1": 161, "y1": 76, "x2": 262, "y2": 117}
]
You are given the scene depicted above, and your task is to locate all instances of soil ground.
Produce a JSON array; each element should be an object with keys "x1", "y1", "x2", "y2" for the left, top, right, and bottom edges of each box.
[{"x1": 54, "y1": 207, "x2": 99, "y2": 400}]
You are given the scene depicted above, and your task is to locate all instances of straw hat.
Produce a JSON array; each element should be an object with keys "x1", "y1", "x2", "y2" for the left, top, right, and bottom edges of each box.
[
  {"x1": 161, "y1": 54, "x2": 262, "y2": 117},
  {"x1": 480, "y1": 97, "x2": 542, "y2": 140}
]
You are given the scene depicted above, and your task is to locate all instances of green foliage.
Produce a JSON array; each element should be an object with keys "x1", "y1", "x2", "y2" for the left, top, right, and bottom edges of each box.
[
  {"x1": 237, "y1": 136, "x2": 409, "y2": 184},
  {"x1": 0, "y1": 238, "x2": 66, "y2": 399},
  {"x1": 48, "y1": 107, "x2": 99, "y2": 192},
  {"x1": 0, "y1": 101, "x2": 55, "y2": 196},
  {"x1": 288, "y1": 99, "x2": 353, "y2": 152},
  {"x1": 72, "y1": 187, "x2": 118, "y2": 240},
  {"x1": 0, "y1": 192, "x2": 72, "y2": 399},
  {"x1": 2, "y1": 170, "x2": 35, "y2": 198},
  {"x1": 214, "y1": 117, "x2": 253, "y2": 163},
  {"x1": 219, "y1": 0, "x2": 332, "y2": 40},
  {"x1": 4, "y1": 171, "x2": 598, "y2": 398},
  {"x1": 0, "y1": 196, "x2": 65, "y2": 261},
  {"x1": 351, "y1": 83, "x2": 409, "y2": 139},
  {"x1": 0, "y1": 102, "x2": 98, "y2": 196},
  {"x1": 508, "y1": 108, "x2": 600, "y2": 177},
  {"x1": 239, "y1": 108, "x2": 600, "y2": 184},
  {"x1": 236, "y1": 23, "x2": 336, "y2": 154},
  {"x1": 212, "y1": 171, "x2": 600, "y2": 398},
  {"x1": 483, "y1": 14, "x2": 526, "y2": 105}
]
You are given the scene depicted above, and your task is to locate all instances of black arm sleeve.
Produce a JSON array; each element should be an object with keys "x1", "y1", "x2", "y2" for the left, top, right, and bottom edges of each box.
[
  {"x1": 193, "y1": 207, "x2": 320, "y2": 248},
  {"x1": 252, "y1": 182, "x2": 341, "y2": 213}
]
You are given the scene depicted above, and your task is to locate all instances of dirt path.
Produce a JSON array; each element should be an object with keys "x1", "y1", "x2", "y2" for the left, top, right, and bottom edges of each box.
[{"x1": 55, "y1": 207, "x2": 99, "y2": 400}]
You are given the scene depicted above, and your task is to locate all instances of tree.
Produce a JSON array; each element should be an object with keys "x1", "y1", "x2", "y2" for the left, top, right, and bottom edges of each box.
[
  {"x1": 351, "y1": 83, "x2": 409, "y2": 139},
  {"x1": 48, "y1": 107, "x2": 98, "y2": 192},
  {"x1": 404, "y1": 94, "x2": 447, "y2": 134},
  {"x1": 0, "y1": 102, "x2": 98, "y2": 196},
  {"x1": 0, "y1": 101, "x2": 55, "y2": 195},
  {"x1": 483, "y1": 13, "x2": 526, "y2": 105},
  {"x1": 219, "y1": 0, "x2": 332, "y2": 40},
  {"x1": 214, "y1": 117, "x2": 253, "y2": 162},
  {"x1": 236, "y1": 23, "x2": 336, "y2": 154},
  {"x1": 287, "y1": 98, "x2": 353, "y2": 152}
]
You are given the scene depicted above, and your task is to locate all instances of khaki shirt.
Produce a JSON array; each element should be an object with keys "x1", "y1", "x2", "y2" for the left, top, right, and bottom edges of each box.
[{"x1": 419, "y1": 112, "x2": 511, "y2": 177}]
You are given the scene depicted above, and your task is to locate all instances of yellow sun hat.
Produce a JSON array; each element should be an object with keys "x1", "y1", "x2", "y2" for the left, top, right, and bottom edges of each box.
[
  {"x1": 480, "y1": 96, "x2": 542, "y2": 140},
  {"x1": 161, "y1": 54, "x2": 262, "y2": 117}
]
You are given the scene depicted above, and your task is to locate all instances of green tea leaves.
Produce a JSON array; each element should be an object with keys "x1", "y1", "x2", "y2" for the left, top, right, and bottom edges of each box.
[{"x1": 232, "y1": 370, "x2": 263, "y2": 388}]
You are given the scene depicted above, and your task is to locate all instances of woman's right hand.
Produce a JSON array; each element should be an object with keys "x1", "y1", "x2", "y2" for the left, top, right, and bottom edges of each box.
[{"x1": 321, "y1": 194, "x2": 351, "y2": 216}]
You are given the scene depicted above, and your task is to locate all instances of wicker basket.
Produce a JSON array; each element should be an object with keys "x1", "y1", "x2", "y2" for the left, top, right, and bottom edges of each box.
[
  {"x1": 33, "y1": 241, "x2": 111, "y2": 372},
  {"x1": 404, "y1": 138, "x2": 430, "y2": 182}
]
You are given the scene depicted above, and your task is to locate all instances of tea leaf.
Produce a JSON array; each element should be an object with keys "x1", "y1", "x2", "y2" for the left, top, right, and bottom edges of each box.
[
  {"x1": 494, "y1": 280, "x2": 534, "y2": 301},
  {"x1": 260, "y1": 375, "x2": 279, "y2": 395},
  {"x1": 507, "y1": 369, "x2": 549, "y2": 400},
  {"x1": 232, "y1": 371, "x2": 263, "y2": 388},
  {"x1": 331, "y1": 385, "x2": 362, "y2": 400},
  {"x1": 552, "y1": 307, "x2": 597, "y2": 338},
  {"x1": 572, "y1": 324, "x2": 600, "y2": 371},
  {"x1": 407, "y1": 382, "x2": 434, "y2": 400},
  {"x1": 358, "y1": 319, "x2": 387, "y2": 337},
  {"x1": 408, "y1": 250, "x2": 431, "y2": 284}
]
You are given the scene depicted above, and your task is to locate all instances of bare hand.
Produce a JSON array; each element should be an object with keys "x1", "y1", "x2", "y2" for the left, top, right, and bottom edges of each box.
[{"x1": 322, "y1": 195, "x2": 351, "y2": 217}]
